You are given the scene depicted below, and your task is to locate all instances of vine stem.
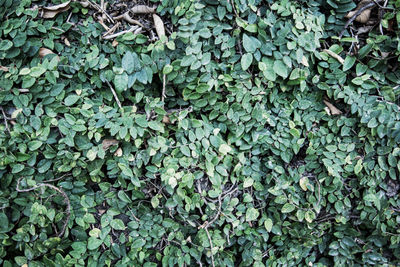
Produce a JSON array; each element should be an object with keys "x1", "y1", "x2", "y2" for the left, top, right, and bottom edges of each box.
[{"x1": 16, "y1": 177, "x2": 71, "y2": 237}]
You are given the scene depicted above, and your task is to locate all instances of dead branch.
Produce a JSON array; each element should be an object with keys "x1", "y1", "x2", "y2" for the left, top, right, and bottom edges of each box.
[
  {"x1": 105, "y1": 80, "x2": 122, "y2": 108},
  {"x1": 204, "y1": 227, "x2": 216, "y2": 267},
  {"x1": 0, "y1": 107, "x2": 10, "y2": 134},
  {"x1": 103, "y1": 26, "x2": 139, "y2": 39},
  {"x1": 162, "y1": 74, "x2": 166, "y2": 103},
  {"x1": 123, "y1": 13, "x2": 144, "y2": 28}
]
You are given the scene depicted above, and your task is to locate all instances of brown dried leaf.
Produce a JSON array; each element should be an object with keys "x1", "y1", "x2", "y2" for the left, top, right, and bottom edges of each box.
[
  {"x1": 39, "y1": 48, "x2": 56, "y2": 58},
  {"x1": 162, "y1": 115, "x2": 171, "y2": 124},
  {"x1": 64, "y1": 38, "x2": 71, "y2": 47},
  {"x1": 102, "y1": 139, "x2": 119, "y2": 150},
  {"x1": 42, "y1": 1, "x2": 70, "y2": 19},
  {"x1": 114, "y1": 148, "x2": 123, "y2": 157},
  {"x1": 323, "y1": 100, "x2": 342, "y2": 115},
  {"x1": 345, "y1": 0, "x2": 372, "y2": 24},
  {"x1": 112, "y1": 40, "x2": 119, "y2": 47},
  {"x1": 79, "y1": 1, "x2": 90, "y2": 8},
  {"x1": 0, "y1": 66, "x2": 9, "y2": 72},
  {"x1": 301, "y1": 56, "x2": 309, "y2": 67},
  {"x1": 153, "y1": 14, "x2": 165, "y2": 39},
  {"x1": 323, "y1": 49, "x2": 344, "y2": 65},
  {"x1": 130, "y1": 5, "x2": 155, "y2": 14}
]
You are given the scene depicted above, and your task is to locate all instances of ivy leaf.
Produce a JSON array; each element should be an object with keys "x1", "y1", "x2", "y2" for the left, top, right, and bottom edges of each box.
[
  {"x1": 114, "y1": 72, "x2": 128, "y2": 92},
  {"x1": 241, "y1": 53, "x2": 253, "y2": 71},
  {"x1": 281, "y1": 203, "x2": 295, "y2": 213},
  {"x1": 243, "y1": 34, "x2": 261, "y2": 53},
  {"x1": 343, "y1": 56, "x2": 356, "y2": 71},
  {"x1": 273, "y1": 60, "x2": 288, "y2": 78},
  {"x1": 122, "y1": 51, "x2": 135, "y2": 74},
  {"x1": 88, "y1": 237, "x2": 103, "y2": 250},
  {"x1": 110, "y1": 219, "x2": 126, "y2": 230},
  {"x1": 64, "y1": 95, "x2": 80, "y2": 106},
  {"x1": 245, "y1": 207, "x2": 259, "y2": 221},
  {"x1": 264, "y1": 218, "x2": 273, "y2": 232}
]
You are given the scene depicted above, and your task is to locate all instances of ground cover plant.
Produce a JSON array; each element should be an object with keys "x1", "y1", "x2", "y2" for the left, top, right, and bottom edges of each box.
[{"x1": 0, "y1": 0, "x2": 400, "y2": 266}]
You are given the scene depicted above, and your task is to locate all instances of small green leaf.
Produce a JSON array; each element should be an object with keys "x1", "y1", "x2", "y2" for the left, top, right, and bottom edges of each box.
[
  {"x1": 264, "y1": 218, "x2": 273, "y2": 232},
  {"x1": 88, "y1": 237, "x2": 103, "y2": 250},
  {"x1": 273, "y1": 60, "x2": 288, "y2": 78},
  {"x1": 0, "y1": 40, "x2": 13, "y2": 50},
  {"x1": 110, "y1": 219, "x2": 126, "y2": 230},
  {"x1": 241, "y1": 53, "x2": 253, "y2": 71},
  {"x1": 122, "y1": 52, "x2": 135, "y2": 74},
  {"x1": 219, "y1": 144, "x2": 232, "y2": 155},
  {"x1": 246, "y1": 207, "x2": 260, "y2": 221},
  {"x1": 343, "y1": 56, "x2": 356, "y2": 71},
  {"x1": 64, "y1": 95, "x2": 80, "y2": 106},
  {"x1": 281, "y1": 203, "x2": 295, "y2": 213},
  {"x1": 354, "y1": 159, "x2": 363, "y2": 175},
  {"x1": 151, "y1": 195, "x2": 160, "y2": 208},
  {"x1": 30, "y1": 66, "x2": 46, "y2": 77},
  {"x1": 243, "y1": 178, "x2": 254, "y2": 188},
  {"x1": 114, "y1": 72, "x2": 128, "y2": 92},
  {"x1": 243, "y1": 34, "x2": 261, "y2": 53},
  {"x1": 28, "y1": 140, "x2": 43, "y2": 151},
  {"x1": 132, "y1": 238, "x2": 146, "y2": 249}
]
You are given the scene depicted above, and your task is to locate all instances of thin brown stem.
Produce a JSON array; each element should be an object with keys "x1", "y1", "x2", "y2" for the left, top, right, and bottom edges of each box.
[
  {"x1": 0, "y1": 107, "x2": 10, "y2": 134},
  {"x1": 16, "y1": 177, "x2": 71, "y2": 237},
  {"x1": 106, "y1": 80, "x2": 122, "y2": 109}
]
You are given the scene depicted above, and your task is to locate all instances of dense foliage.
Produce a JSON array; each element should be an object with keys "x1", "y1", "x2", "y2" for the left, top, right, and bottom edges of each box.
[{"x1": 1, "y1": 0, "x2": 400, "y2": 266}]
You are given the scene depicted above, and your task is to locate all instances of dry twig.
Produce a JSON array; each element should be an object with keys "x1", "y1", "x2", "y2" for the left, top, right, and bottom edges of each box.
[
  {"x1": 106, "y1": 80, "x2": 122, "y2": 108},
  {"x1": 103, "y1": 26, "x2": 139, "y2": 39},
  {"x1": 0, "y1": 107, "x2": 10, "y2": 134},
  {"x1": 162, "y1": 74, "x2": 166, "y2": 103},
  {"x1": 123, "y1": 13, "x2": 144, "y2": 28}
]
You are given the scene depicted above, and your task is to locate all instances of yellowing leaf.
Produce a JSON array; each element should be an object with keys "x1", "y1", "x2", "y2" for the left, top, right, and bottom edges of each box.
[
  {"x1": 299, "y1": 177, "x2": 308, "y2": 191},
  {"x1": 219, "y1": 144, "x2": 232, "y2": 155}
]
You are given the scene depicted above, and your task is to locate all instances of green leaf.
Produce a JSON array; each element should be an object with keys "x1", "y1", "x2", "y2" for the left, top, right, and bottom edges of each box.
[
  {"x1": 30, "y1": 66, "x2": 46, "y2": 77},
  {"x1": 243, "y1": 178, "x2": 254, "y2": 188},
  {"x1": 246, "y1": 207, "x2": 260, "y2": 221},
  {"x1": 88, "y1": 237, "x2": 103, "y2": 250},
  {"x1": 28, "y1": 140, "x2": 43, "y2": 151},
  {"x1": 151, "y1": 195, "x2": 160, "y2": 208},
  {"x1": 241, "y1": 53, "x2": 253, "y2": 71},
  {"x1": 132, "y1": 238, "x2": 146, "y2": 249},
  {"x1": 64, "y1": 95, "x2": 80, "y2": 106},
  {"x1": 354, "y1": 159, "x2": 363, "y2": 175},
  {"x1": 180, "y1": 146, "x2": 191, "y2": 157},
  {"x1": 122, "y1": 52, "x2": 135, "y2": 74},
  {"x1": 273, "y1": 60, "x2": 288, "y2": 78},
  {"x1": 281, "y1": 203, "x2": 295, "y2": 213},
  {"x1": 148, "y1": 121, "x2": 164, "y2": 133},
  {"x1": 343, "y1": 56, "x2": 356, "y2": 71},
  {"x1": 0, "y1": 40, "x2": 13, "y2": 50},
  {"x1": 264, "y1": 218, "x2": 273, "y2": 232},
  {"x1": 218, "y1": 144, "x2": 232, "y2": 155},
  {"x1": 114, "y1": 72, "x2": 128, "y2": 92},
  {"x1": 243, "y1": 34, "x2": 261, "y2": 53},
  {"x1": 110, "y1": 219, "x2": 126, "y2": 230}
]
